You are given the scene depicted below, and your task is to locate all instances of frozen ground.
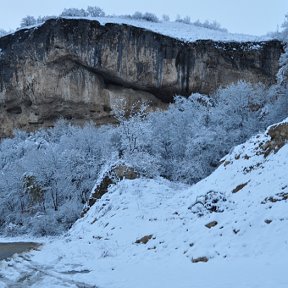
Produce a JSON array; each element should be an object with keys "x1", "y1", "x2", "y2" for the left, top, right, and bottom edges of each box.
[{"x1": 1, "y1": 119, "x2": 288, "y2": 287}]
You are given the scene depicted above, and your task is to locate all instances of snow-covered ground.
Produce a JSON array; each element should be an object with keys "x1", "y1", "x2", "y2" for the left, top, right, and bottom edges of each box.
[{"x1": 0, "y1": 119, "x2": 287, "y2": 287}]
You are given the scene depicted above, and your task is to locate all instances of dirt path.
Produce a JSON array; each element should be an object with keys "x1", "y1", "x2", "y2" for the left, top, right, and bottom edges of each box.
[{"x1": 0, "y1": 242, "x2": 40, "y2": 260}]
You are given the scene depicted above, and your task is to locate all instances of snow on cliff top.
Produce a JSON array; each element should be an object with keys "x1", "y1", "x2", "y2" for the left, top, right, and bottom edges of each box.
[
  {"x1": 94, "y1": 16, "x2": 270, "y2": 42},
  {"x1": 8, "y1": 16, "x2": 272, "y2": 43},
  {"x1": 1, "y1": 118, "x2": 288, "y2": 287}
]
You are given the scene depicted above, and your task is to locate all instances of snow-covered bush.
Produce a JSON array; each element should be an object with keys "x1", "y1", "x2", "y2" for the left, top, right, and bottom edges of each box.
[
  {"x1": 188, "y1": 191, "x2": 231, "y2": 217},
  {"x1": 142, "y1": 12, "x2": 159, "y2": 22}
]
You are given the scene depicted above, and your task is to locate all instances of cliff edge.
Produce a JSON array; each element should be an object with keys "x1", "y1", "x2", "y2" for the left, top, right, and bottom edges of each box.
[{"x1": 0, "y1": 18, "x2": 284, "y2": 137}]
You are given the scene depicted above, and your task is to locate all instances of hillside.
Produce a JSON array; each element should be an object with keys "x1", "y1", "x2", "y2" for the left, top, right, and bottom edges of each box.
[{"x1": 1, "y1": 118, "x2": 287, "y2": 288}]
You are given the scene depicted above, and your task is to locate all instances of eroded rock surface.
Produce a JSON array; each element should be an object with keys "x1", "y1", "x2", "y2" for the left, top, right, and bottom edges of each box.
[{"x1": 0, "y1": 18, "x2": 284, "y2": 137}]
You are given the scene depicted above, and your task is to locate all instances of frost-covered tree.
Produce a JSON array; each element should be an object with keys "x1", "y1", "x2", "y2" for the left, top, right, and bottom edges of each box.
[
  {"x1": 20, "y1": 16, "x2": 37, "y2": 27},
  {"x1": 60, "y1": 8, "x2": 88, "y2": 17},
  {"x1": 131, "y1": 11, "x2": 159, "y2": 22},
  {"x1": 87, "y1": 6, "x2": 105, "y2": 17},
  {"x1": 132, "y1": 11, "x2": 144, "y2": 20},
  {"x1": 142, "y1": 12, "x2": 159, "y2": 22},
  {"x1": 213, "y1": 81, "x2": 267, "y2": 138}
]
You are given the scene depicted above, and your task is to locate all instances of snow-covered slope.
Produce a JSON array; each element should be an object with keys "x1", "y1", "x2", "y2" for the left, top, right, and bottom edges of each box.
[{"x1": 1, "y1": 119, "x2": 288, "y2": 288}]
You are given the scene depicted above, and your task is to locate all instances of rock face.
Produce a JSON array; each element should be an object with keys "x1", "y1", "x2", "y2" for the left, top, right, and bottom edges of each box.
[
  {"x1": 81, "y1": 164, "x2": 139, "y2": 217},
  {"x1": 262, "y1": 122, "x2": 288, "y2": 156},
  {"x1": 0, "y1": 18, "x2": 284, "y2": 137}
]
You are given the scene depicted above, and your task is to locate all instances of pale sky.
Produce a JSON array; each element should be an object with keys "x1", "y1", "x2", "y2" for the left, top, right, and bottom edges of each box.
[{"x1": 0, "y1": 0, "x2": 287, "y2": 35}]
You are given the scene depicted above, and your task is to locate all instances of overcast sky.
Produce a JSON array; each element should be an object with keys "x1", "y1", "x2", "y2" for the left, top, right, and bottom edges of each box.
[{"x1": 0, "y1": 0, "x2": 287, "y2": 35}]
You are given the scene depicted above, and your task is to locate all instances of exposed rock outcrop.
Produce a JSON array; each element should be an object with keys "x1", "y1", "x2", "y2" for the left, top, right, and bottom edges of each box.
[
  {"x1": 81, "y1": 164, "x2": 139, "y2": 217},
  {"x1": 262, "y1": 122, "x2": 288, "y2": 156},
  {"x1": 0, "y1": 18, "x2": 284, "y2": 137}
]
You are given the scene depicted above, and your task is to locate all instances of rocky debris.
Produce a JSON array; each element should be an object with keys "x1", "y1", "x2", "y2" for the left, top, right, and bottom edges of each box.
[
  {"x1": 0, "y1": 18, "x2": 283, "y2": 137},
  {"x1": 191, "y1": 256, "x2": 209, "y2": 263},
  {"x1": 205, "y1": 221, "x2": 218, "y2": 229},
  {"x1": 243, "y1": 163, "x2": 262, "y2": 174},
  {"x1": 135, "y1": 234, "x2": 153, "y2": 244},
  {"x1": 232, "y1": 181, "x2": 249, "y2": 193},
  {"x1": 261, "y1": 192, "x2": 288, "y2": 204},
  {"x1": 81, "y1": 164, "x2": 139, "y2": 216},
  {"x1": 262, "y1": 123, "x2": 288, "y2": 157}
]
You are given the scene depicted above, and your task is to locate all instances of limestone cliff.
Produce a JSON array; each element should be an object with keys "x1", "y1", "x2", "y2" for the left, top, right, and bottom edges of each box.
[{"x1": 0, "y1": 18, "x2": 284, "y2": 137}]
